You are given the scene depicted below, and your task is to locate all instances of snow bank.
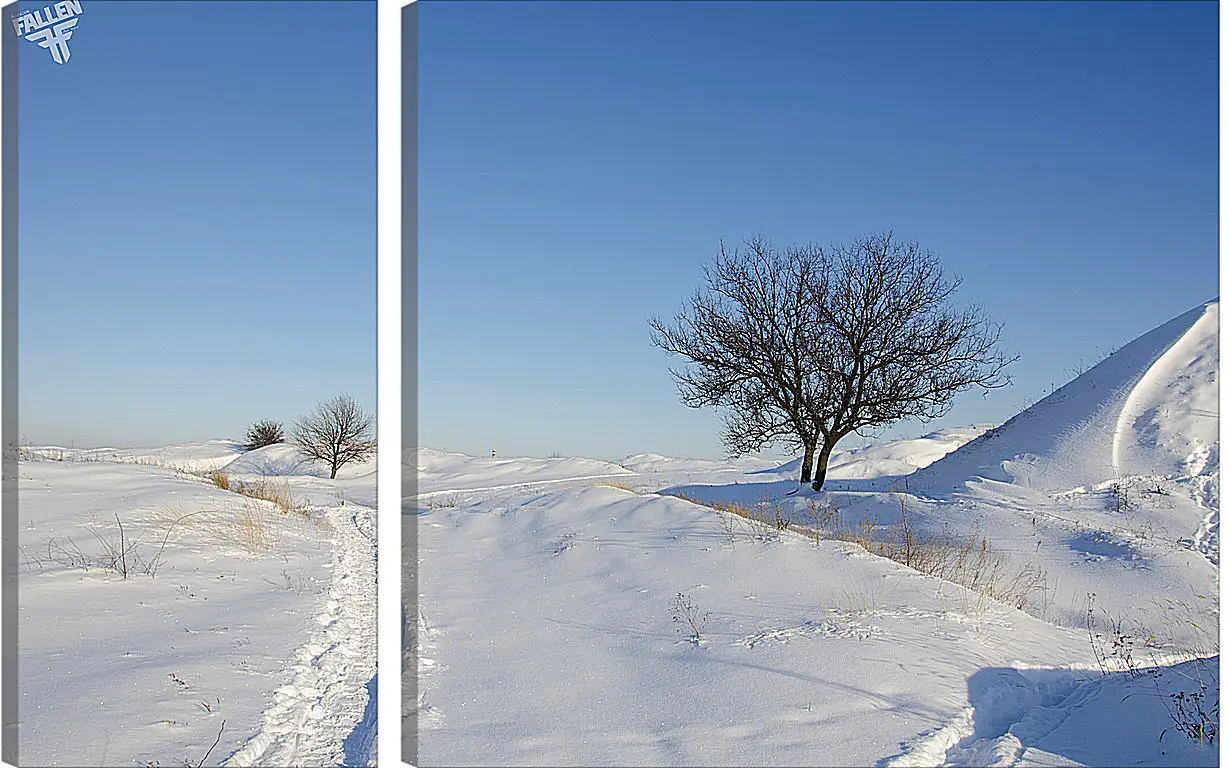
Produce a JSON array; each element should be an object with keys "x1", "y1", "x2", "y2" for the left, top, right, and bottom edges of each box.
[{"x1": 913, "y1": 301, "x2": 1218, "y2": 496}]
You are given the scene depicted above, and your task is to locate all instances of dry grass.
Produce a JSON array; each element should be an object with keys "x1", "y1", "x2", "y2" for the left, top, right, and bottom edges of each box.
[
  {"x1": 597, "y1": 481, "x2": 643, "y2": 494},
  {"x1": 205, "y1": 470, "x2": 300, "y2": 515},
  {"x1": 149, "y1": 496, "x2": 313, "y2": 557},
  {"x1": 207, "y1": 469, "x2": 232, "y2": 491},
  {"x1": 828, "y1": 500, "x2": 1046, "y2": 610},
  {"x1": 236, "y1": 479, "x2": 298, "y2": 515},
  {"x1": 833, "y1": 583, "x2": 884, "y2": 617},
  {"x1": 707, "y1": 498, "x2": 784, "y2": 544},
  {"x1": 225, "y1": 499, "x2": 273, "y2": 554},
  {"x1": 419, "y1": 493, "x2": 462, "y2": 510},
  {"x1": 24, "y1": 507, "x2": 204, "y2": 579},
  {"x1": 677, "y1": 490, "x2": 1046, "y2": 611}
]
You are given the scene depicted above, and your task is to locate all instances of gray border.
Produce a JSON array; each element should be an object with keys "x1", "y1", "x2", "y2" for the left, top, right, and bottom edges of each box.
[
  {"x1": 401, "y1": 2, "x2": 418, "y2": 765},
  {"x1": 2, "y1": 0, "x2": 17, "y2": 762}
]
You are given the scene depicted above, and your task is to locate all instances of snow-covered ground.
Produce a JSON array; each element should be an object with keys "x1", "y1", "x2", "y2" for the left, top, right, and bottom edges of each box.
[
  {"x1": 17, "y1": 441, "x2": 377, "y2": 767},
  {"x1": 408, "y1": 300, "x2": 1219, "y2": 766}
]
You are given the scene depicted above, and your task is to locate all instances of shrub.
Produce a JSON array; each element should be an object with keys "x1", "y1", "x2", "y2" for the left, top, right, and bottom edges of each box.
[
  {"x1": 671, "y1": 592, "x2": 711, "y2": 643},
  {"x1": 244, "y1": 419, "x2": 285, "y2": 450},
  {"x1": 711, "y1": 500, "x2": 782, "y2": 544}
]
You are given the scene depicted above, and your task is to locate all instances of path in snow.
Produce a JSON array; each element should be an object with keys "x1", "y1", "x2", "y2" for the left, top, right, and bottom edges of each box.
[
  {"x1": 225, "y1": 504, "x2": 377, "y2": 767},
  {"x1": 341, "y1": 675, "x2": 378, "y2": 766}
]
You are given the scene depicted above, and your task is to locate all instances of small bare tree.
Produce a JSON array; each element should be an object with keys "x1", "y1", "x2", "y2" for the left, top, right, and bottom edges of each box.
[
  {"x1": 651, "y1": 233, "x2": 1015, "y2": 490},
  {"x1": 291, "y1": 394, "x2": 376, "y2": 480}
]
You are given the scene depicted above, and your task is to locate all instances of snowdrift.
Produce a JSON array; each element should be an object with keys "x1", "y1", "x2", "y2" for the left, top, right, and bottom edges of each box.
[{"x1": 913, "y1": 301, "x2": 1218, "y2": 497}]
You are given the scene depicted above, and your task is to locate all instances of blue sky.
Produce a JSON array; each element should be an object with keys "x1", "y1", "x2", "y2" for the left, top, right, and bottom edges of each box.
[
  {"x1": 17, "y1": 1, "x2": 376, "y2": 447},
  {"x1": 418, "y1": 1, "x2": 1218, "y2": 462}
]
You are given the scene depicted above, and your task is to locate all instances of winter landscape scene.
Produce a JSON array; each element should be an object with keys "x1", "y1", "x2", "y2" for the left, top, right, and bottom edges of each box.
[
  {"x1": 412, "y1": 2, "x2": 1217, "y2": 766},
  {"x1": 10, "y1": 2, "x2": 377, "y2": 766},
  {"x1": 409, "y1": 297, "x2": 1218, "y2": 766}
]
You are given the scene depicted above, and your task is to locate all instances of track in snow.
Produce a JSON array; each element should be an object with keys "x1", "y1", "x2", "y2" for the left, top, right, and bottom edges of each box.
[{"x1": 225, "y1": 504, "x2": 378, "y2": 767}]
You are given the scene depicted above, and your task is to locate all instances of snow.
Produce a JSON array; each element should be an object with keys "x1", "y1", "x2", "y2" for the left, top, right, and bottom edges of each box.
[
  {"x1": 408, "y1": 301, "x2": 1219, "y2": 766},
  {"x1": 412, "y1": 447, "x2": 633, "y2": 498},
  {"x1": 17, "y1": 441, "x2": 376, "y2": 767},
  {"x1": 618, "y1": 452, "x2": 784, "y2": 475},
  {"x1": 824, "y1": 425, "x2": 998, "y2": 482}
]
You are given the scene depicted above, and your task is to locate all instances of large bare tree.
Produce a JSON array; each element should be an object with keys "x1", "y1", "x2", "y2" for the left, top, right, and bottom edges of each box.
[
  {"x1": 651, "y1": 233, "x2": 1015, "y2": 490},
  {"x1": 292, "y1": 394, "x2": 376, "y2": 480}
]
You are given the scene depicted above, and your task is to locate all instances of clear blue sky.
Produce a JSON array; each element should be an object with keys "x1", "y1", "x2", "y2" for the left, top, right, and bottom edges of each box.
[
  {"x1": 18, "y1": 1, "x2": 376, "y2": 447},
  {"x1": 418, "y1": 0, "x2": 1217, "y2": 462}
]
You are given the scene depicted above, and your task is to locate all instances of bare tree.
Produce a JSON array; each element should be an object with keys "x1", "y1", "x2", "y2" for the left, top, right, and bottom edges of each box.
[
  {"x1": 291, "y1": 394, "x2": 376, "y2": 480},
  {"x1": 651, "y1": 233, "x2": 1015, "y2": 490}
]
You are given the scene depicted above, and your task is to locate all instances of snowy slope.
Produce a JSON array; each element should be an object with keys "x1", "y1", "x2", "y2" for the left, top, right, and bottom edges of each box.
[
  {"x1": 411, "y1": 424, "x2": 991, "y2": 504},
  {"x1": 676, "y1": 302, "x2": 1219, "y2": 639},
  {"x1": 619, "y1": 427, "x2": 991, "y2": 483},
  {"x1": 912, "y1": 302, "x2": 1217, "y2": 495},
  {"x1": 412, "y1": 484, "x2": 1217, "y2": 766}
]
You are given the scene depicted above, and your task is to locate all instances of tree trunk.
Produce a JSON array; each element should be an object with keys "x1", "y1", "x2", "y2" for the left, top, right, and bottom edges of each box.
[
  {"x1": 810, "y1": 440, "x2": 837, "y2": 491},
  {"x1": 330, "y1": 461, "x2": 339, "y2": 480},
  {"x1": 799, "y1": 442, "x2": 816, "y2": 484}
]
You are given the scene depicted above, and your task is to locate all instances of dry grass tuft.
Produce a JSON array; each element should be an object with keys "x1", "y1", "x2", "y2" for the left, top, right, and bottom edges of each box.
[
  {"x1": 226, "y1": 499, "x2": 272, "y2": 554},
  {"x1": 207, "y1": 469, "x2": 232, "y2": 491},
  {"x1": 205, "y1": 470, "x2": 300, "y2": 516},
  {"x1": 597, "y1": 481, "x2": 643, "y2": 494}
]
